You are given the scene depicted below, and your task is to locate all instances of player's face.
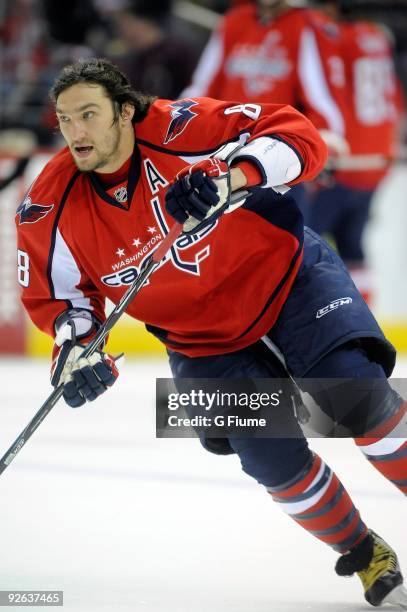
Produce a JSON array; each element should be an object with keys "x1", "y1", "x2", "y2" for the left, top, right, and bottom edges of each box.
[{"x1": 56, "y1": 83, "x2": 131, "y2": 173}]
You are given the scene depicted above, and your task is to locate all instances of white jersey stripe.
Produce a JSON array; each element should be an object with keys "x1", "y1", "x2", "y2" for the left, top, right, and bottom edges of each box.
[
  {"x1": 52, "y1": 228, "x2": 92, "y2": 310},
  {"x1": 298, "y1": 27, "x2": 345, "y2": 135},
  {"x1": 181, "y1": 30, "x2": 224, "y2": 98}
]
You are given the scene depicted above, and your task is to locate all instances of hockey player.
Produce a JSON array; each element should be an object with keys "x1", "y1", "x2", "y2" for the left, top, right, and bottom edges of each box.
[
  {"x1": 181, "y1": 0, "x2": 348, "y2": 219},
  {"x1": 16, "y1": 58, "x2": 407, "y2": 608},
  {"x1": 307, "y1": 0, "x2": 403, "y2": 303},
  {"x1": 182, "y1": 0, "x2": 344, "y2": 130}
]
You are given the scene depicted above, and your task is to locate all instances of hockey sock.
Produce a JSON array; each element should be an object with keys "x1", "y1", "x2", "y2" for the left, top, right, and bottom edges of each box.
[
  {"x1": 267, "y1": 452, "x2": 368, "y2": 553},
  {"x1": 355, "y1": 401, "x2": 407, "y2": 495}
]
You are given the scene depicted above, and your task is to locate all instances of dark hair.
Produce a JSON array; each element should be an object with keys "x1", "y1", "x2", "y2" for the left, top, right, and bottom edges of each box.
[{"x1": 50, "y1": 57, "x2": 156, "y2": 123}]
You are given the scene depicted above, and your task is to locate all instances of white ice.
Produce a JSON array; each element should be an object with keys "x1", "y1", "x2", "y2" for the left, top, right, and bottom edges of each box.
[{"x1": 0, "y1": 357, "x2": 406, "y2": 612}]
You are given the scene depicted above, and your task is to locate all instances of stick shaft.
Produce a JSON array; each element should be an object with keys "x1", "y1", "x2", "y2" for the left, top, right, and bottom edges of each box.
[
  {"x1": 0, "y1": 222, "x2": 183, "y2": 475},
  {"x1": 328, "y1": 153, "x2": 407, "y2": 171}
]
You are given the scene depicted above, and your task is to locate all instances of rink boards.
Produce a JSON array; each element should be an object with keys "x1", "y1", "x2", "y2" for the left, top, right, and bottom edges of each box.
[{"x1": 1, "y1": 151, "x2": 407, "y2": 357}]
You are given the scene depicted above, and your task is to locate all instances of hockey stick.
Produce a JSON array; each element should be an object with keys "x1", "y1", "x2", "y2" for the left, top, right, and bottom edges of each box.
[
  {"x1": 0, "y1": 222, "x2": 183, "y2": 475},
  {"x1": 0, "y1": 156, "x2": 30, "y2": 192},
  {"x1": 327, "y1": 151, "x2": 407, "y2": 171},
  {"x1": 1, "y1": 164, "x2": 247, "y2": 474}
]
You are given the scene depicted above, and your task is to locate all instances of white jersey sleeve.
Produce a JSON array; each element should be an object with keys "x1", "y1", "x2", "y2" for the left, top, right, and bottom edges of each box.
[
  {"x1": 180, "y1": 30, "x2": 224, "y2": 98},
  {"x1": 298, "y1": 27, "x2": 345, "y2": 136}
]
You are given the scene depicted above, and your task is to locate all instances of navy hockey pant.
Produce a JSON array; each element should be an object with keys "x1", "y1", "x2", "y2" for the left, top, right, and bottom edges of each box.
[
  {"x1": 169, "y1": 339, "x2": 393, "y2": 487},
  {"x1": 308, "y1": 183, "x2": 373, "y2": 264},
  {"x1": 168, "y1": 229, "x2": 398, "y2": 488}
]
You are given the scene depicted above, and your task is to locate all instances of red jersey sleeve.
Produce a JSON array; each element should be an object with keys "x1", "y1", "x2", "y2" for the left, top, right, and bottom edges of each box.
[
  {"x1": 16, "y1": 151, "x2": 106, "y2": 338},
  {"x1": 139, "y1": 97, "x2": 328, "y2": 184}
]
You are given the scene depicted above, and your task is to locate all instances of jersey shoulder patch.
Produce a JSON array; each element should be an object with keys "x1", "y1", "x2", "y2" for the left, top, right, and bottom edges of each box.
[
  {"x1": 163, "y1": 99, "x2": 199, "y2": 144},
  {"x1": 137, "y1": 98, "x2": 207, "y2": 150},
  {"x1": 16, "y1": 147, "x2": 77, "y2": 224},
  {"x1": 16, "y1": 197, "x2": 54, "y2": 225}
]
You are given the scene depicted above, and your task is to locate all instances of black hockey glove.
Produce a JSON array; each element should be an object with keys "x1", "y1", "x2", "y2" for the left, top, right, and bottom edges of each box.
[
  {"x1": 50, "y1": 309, "x2": 119, "y2": 408},
  {"x1": 165, "y1": 158, "x2": 231, "y2": 233}
]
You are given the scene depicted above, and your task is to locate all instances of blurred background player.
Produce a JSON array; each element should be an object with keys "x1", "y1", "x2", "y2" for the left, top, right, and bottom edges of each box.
[
  {"x1": 105, "y1": 0, "x2": 199, "y2": 100},
  {"x1": 307, "y1": 0, "x2": 404, "y2": 304},
  {"x1": 181, "y1": 0, "x2": 349, "y2": 219}
]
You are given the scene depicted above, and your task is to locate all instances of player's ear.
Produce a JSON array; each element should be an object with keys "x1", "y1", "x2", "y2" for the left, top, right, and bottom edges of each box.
[{"x1": 121, "y1": 103, "x2": 135, "y2": 125}]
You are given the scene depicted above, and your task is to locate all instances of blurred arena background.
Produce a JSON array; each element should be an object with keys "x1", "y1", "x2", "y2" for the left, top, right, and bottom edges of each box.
[{"x1": 1, "y1": 0, "x2": 407, "y2": 359}]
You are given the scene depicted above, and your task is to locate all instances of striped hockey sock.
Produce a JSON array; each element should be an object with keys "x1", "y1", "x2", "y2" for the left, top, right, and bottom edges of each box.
[
  {"x1": 355, "y1": 401, "x2": 407, "y2": 495},
  {"x1": 267, "y1": 453, "x2": 368, "y2": 553}
]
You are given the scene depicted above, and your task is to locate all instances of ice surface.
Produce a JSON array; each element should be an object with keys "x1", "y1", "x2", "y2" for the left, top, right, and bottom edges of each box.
[{"x1": 0, "y1": 357, "x2": 406, "y2": 612}]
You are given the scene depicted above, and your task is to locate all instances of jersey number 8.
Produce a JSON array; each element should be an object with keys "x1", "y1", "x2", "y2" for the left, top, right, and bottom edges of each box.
[
  {"x1": 224, "y1": 104, "x2": 262, "y2": 121},
  {"x1": 17, "y1": 249, "x2": 30, "y2": 287}
]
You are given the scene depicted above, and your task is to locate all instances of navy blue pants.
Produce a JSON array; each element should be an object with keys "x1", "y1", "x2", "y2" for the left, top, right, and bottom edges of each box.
[
  {"x1": 289, "y1": 184, "x2": 310, "y2": 225},
  {"x1": 308, "y1": 183, "x2": 373, "y2": 264},
  {"x1": 168, "y1": 230, "x2": 396, "y2": 488}
]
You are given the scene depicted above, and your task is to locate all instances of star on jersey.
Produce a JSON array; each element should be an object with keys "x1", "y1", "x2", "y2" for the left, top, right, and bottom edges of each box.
[
  {"x1": 132, "y1": 238, "x2": 141, "y2": 247},
  {"x1": 147, "y1": 226, "x2": 157, "y2": 235},
  {"x1": 116, "y1": 248, "x2": 125, "y2": 257}
]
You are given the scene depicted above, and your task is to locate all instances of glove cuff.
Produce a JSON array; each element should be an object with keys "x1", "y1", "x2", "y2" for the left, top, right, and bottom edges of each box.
[{"x1": 54, "y1": 309, "x2": 101, "y2": 347}]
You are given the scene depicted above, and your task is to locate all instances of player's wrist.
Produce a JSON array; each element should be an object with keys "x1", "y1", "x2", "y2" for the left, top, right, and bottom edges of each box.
[
  {"x1": 231, "y1": 162, "x2": 263, "y2": 189},
  {"x1": 230, "y1": 165, "x2": 248, "y2": 190}
]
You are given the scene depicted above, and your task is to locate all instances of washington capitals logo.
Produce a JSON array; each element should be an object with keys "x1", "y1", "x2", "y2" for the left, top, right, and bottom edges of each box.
[
  {"x1": 17, "y1": 196, "x2": 54, "y2": 224},
  {"x1": 164, "y1": 100, "x2": 198, "y2": 144}
]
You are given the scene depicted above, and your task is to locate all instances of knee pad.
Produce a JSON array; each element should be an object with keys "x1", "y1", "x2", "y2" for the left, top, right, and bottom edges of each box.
[{"x1": 301, "y1": 342, "x2": 398, "y2": 435}]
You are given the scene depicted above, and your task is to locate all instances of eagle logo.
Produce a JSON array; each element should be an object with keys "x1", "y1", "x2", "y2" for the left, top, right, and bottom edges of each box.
[
  {"x1": 17, "y1": 196, "x2": 54, "y2": 224},
  {"x1": 164, "y1": 100, "x2": 198, "y2": 144}
]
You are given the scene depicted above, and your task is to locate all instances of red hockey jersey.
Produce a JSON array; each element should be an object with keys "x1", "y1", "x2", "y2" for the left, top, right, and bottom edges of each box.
[
  {"x1": 16, "y1": 97, "x2": 326, "y2": 357},
  {"x1": 183, "y1": 5, "x2": 346, "y2": 136},
  {"x1": 333, "y1": 20, "x2": 401, "y2": 190}
]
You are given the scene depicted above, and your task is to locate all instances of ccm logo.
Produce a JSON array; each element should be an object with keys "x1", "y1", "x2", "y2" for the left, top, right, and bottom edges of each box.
[{"x1": 316, "y1": 297, "x2": 352, "y2": 319}]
